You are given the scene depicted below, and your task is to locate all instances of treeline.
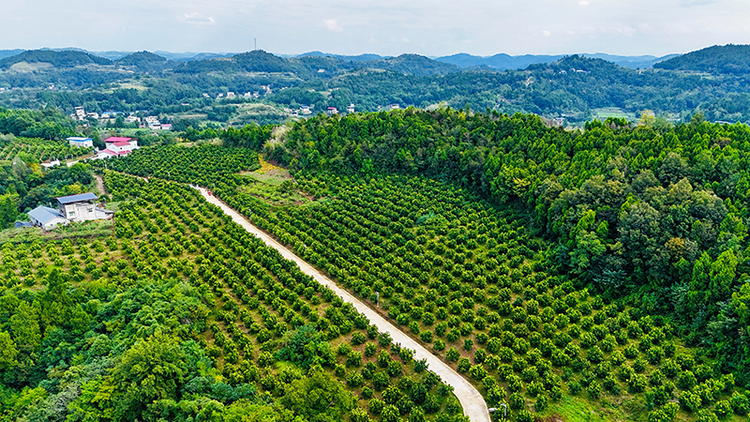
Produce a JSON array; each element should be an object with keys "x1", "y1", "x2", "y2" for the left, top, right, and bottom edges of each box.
[
  {"x1": 268, "y1": 108, "x2": 750, "y2": 383},
  {"x1": 0, "y1": 108, "x2": 76, "y2": 140}
]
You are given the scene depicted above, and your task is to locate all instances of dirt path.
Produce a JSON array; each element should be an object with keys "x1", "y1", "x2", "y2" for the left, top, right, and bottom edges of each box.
[
  {"x1": 94, "y1": 174, "x2": 107, "y2": 195},
  {"x1": 195, "y1": 187, "x2": 491, "y2": 422}
]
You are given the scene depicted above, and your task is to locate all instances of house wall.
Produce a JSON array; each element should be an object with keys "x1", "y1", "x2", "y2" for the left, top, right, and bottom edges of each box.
[
  {"x1": 43, "y1": 217, "x2": 68, "y2": 230},
  {"x1": 62, "y1": 202, "x2": 97, "y2": 222},
  {"x1": 69, "y1": 140, "x2": 93, "y2": 148}
]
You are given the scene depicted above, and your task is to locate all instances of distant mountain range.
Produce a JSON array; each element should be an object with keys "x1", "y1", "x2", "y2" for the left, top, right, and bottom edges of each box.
[
  {"x1": 0, "y1": 47, "x2": 682, "y2": 71},
  {"x1": 0, "y1": 44, "x2": 742, "y2": 80},
  {"x1": 435, "y1": 52, "x2": 678, "y2": 70},
  {"x1": 293, "y1": 51, "x2": 678, "y2": 70}
]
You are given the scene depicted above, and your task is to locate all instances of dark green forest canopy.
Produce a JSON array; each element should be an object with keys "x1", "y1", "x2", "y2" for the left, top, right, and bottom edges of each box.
[{"x1": 265, "y1": 108, "x2": 750, "y2": 381}]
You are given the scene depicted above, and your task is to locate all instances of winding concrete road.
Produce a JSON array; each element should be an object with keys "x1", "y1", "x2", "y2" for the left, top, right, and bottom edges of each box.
[{"x1": 195, "y1": 187, "x2": 491, "y2": 422}]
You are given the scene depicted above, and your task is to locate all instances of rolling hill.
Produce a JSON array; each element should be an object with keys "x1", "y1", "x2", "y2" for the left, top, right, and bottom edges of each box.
[
  {"x1": 0, "y1": 49, "x2": 112, "y2": 70},
  {"x1": 114, "y1": 51, "x2": 177, "y2": 72},
  {"x1": 654, "y1": 44, "x2": 750, "y2": 74},
  {"x1": 436, "y1": 52, "x2": 675, "y2": 70}
]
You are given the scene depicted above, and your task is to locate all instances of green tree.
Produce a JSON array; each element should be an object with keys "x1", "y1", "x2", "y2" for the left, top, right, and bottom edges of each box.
[
  {"x1": 280, "y1": 370, "x2": 355, "y2": 421},
  {"x1": 0, "y1": 331, "x2": 18, "y2": 368}
]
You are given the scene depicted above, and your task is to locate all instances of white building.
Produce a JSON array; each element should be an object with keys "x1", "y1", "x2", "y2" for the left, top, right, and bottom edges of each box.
[
  {"x1": 28, "y1": 193, "x2": 113, "y2": 230},
  {"x1": 28, "y1": 206, "x2": 68, "y2": 230},
  {"x1": 346, "y1": 104, "x2": 355, "y2": 114},
  {"x1": 57, "y1": 193, "x2": 99, "y2": 222},
  {"x1": 67, "y1": 137, "x2": 93, "y2": 148},
  {"x1": 94, "y1": 137, "x2": 139, "y2": 159},
  {"x1": 74, "y1": 106, "x2": 86, "y2": 121}
]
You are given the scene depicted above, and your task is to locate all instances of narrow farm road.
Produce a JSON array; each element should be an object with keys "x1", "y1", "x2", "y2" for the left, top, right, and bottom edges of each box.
[{"x1": 195, "y1": 187, "x2": 492, "y2": 422}]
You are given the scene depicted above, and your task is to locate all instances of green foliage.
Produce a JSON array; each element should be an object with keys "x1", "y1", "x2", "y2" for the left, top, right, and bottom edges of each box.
[
  {"x1": 0, "y1": 173, "x2": 458, "y2": 422},
  {"x1": 95, "y1": 144, "x2": 259, "y2": 188},
  {"x1": 654, "y1": 44, "x2": 750, "y2": 75},
  {"x1": 280, "y1": 370, "x2": 355, "y2": 421}
]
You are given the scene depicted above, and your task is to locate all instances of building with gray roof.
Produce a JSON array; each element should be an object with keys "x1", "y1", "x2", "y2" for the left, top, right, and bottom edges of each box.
[{"x1": 28, "y1": 206, "x2": 68, "y2": 230}]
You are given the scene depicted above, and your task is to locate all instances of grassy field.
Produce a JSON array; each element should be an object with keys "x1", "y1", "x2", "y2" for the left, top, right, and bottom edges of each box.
[
  {"x1": 240, "y1": 163, "x2": 313, "y2": 207},
  {"x1": 592, "y1": 107, "x2": 637, "y2": 121}
]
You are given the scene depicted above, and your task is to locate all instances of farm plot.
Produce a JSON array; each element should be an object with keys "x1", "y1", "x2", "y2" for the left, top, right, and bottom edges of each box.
[{"x1": 0, "y1": 171, "x2": 466, "y2": 422}]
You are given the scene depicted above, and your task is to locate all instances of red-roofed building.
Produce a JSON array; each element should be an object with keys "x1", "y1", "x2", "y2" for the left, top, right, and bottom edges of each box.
[
  {"x1": 103, "y1": 136, "x2": 132, "y2": 143},
  {"x1": 94, "y1": 137, "x2": 139, "y2": 160}
]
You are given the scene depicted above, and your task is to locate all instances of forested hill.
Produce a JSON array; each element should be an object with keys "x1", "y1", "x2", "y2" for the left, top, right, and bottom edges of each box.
[
  {"x1": 266, "y1": 108, "x2": 750, "y2": 383},
  {"x1": 4, "y1": 45, "x2": 750, "y2": 125},
  {"x1": 358, "y1": 54, "x2": 461, "y2": 76},
  {"x1": 114, "y1": 51, "x2": 176, "y2": 72},
  {"x1": 654, "y1": 44, "x2": 750, "y2": 74},
  {"x1": 174, "y1": 50, "x2": 460, "y2": 77},
  {"x1": 0, "y1": 50, "x2": 112, "y2": 69}
]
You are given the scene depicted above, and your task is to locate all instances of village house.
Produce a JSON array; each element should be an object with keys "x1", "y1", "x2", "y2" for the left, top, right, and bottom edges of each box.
[
  {"x1": 58, "y1": 193, "x2": 99, "y2": 222},
  {"x1": 28, "y1": 193, "x2": 113, "y2": 230},
  {"x1": 28, "y1": 206, "x2": 68, "y2": 230},
  {"x1": 94, "y1": 137, "x2": 139, "y2": 159},
  {"x1": 66, "y1": 137, "x2": 94, "y2": 148}
]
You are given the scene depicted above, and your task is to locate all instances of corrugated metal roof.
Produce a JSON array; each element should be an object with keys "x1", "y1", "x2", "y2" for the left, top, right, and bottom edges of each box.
[
  {"x1": 29, "y1": 206, "x2": 65, "y2": 224},
  {"x1": 56, "y1": 192, "x2": 98, "y2": 204},
  {"x1": 67, "y1": 137, "x2": 92, "y2": 142}
]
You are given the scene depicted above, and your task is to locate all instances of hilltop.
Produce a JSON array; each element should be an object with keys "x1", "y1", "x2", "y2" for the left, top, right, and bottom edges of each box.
[
  {"x1": 654, "y1": 44, "x2": 750, "y2": 74},
  {"x1": 114, "y1": 51, "x2": 177, "y2": 72},
  {"x1": 0, "y1": 49, "x2": 112, "y2": 70}
]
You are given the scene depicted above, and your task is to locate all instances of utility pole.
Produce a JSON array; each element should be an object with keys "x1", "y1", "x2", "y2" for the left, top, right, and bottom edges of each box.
[{"x1": 254, "y1": 38, "x2": 257, "y2": 51}]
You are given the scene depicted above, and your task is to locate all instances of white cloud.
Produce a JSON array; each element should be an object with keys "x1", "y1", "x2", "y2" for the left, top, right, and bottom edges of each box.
[
  {"x1": 402, "y1": 37, "x2": 410, "y2": 43},
  {"x1": 324, "y1": 19, "x2": 343, "y2": 32},
  {"x1": 579, "y1": 1, "x2": 590, "y2": 6},
  {"x1": 181, "y1": 12, "x2": 216, "y2": 26},
  {"x1": 543, "y1": 30, "x2": 551, "y2": 37}
]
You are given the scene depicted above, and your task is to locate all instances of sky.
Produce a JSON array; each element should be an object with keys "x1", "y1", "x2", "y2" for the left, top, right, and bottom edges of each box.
[{"x1": 2, "y1": 0, "x2": 750, "y2": 57}]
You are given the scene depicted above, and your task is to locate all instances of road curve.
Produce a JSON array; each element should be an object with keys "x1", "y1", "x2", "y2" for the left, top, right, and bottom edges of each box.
[{"x1": 195, "y1": 187, "x2": 491, "y2": 422}]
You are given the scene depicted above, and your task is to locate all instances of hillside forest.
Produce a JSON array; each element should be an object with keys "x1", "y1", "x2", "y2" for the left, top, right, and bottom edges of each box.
[{"x1": 1, "y1": 45, "x2": 750, "y2": 128}]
